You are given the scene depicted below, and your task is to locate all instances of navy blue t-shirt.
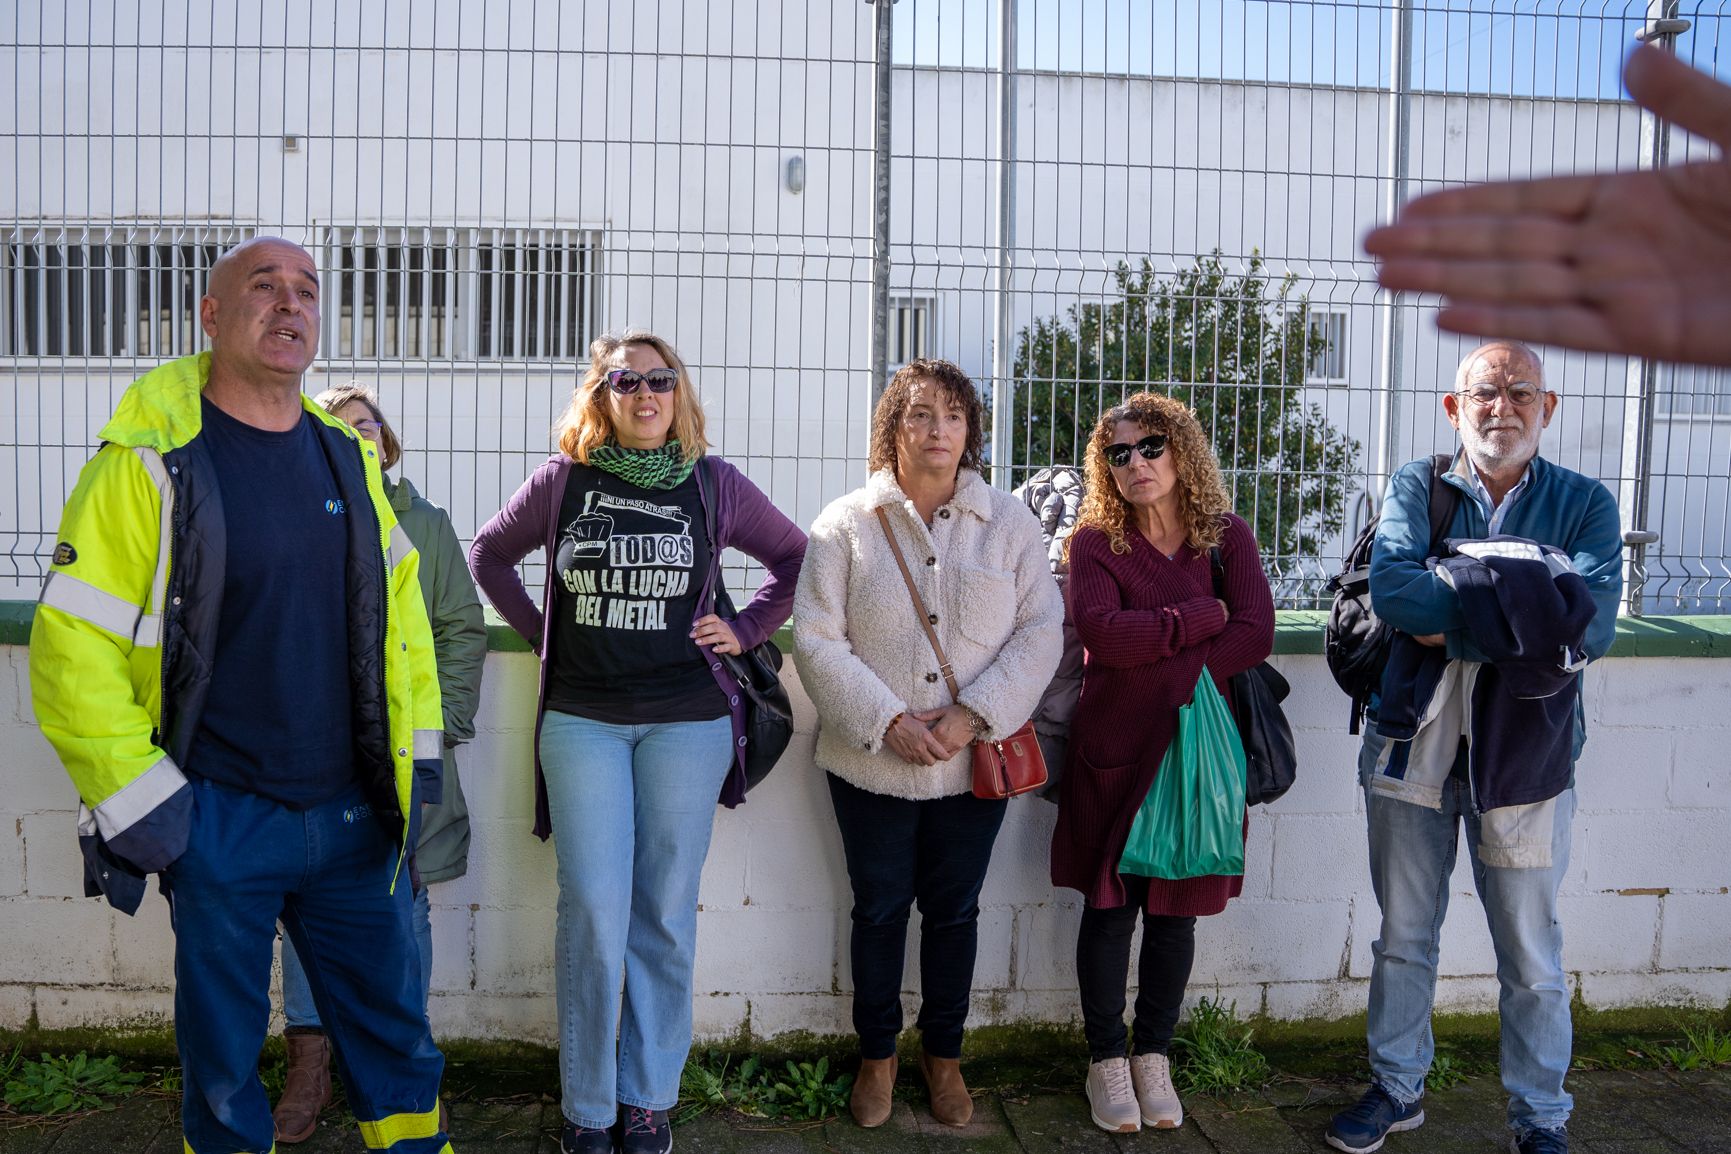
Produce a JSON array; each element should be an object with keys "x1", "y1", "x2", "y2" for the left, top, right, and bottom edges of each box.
[{"x1": 186, "y1": 398, "x2": 356, "y2": 808}]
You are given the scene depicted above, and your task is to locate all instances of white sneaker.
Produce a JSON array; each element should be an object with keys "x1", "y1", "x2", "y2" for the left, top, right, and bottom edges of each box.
[
  {"x1": 1130, "y1": 1051, "x2": 1184, "y2": 1129},
  {"x1": 1085, "y1": 1057, "x2": 1141, "y2": 1133}
]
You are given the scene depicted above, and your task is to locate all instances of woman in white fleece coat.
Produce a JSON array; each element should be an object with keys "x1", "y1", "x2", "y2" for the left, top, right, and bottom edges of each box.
[{"x1": 793, "y1": 358, "x2": 1063, "y2": 1131}]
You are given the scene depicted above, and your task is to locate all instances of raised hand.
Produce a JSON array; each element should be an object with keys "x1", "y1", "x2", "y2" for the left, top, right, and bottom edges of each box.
[{"x1": 1365, "y1": 45, "x2": 1731, "y2": 366}]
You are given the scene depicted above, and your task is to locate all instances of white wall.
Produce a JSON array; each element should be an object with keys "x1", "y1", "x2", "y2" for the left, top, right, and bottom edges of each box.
[{"x1": 3, "y1": 644, "x2": 1728, "y2": 1040}]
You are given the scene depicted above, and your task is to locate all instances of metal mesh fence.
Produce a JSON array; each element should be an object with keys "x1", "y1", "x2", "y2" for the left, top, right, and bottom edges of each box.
[{"x1": 4, "y1": 1, "x2": 1728, "y2": 611}]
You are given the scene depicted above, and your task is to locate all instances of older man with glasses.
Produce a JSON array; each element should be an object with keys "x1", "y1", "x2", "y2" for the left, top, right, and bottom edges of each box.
[{"x1": 1326, "y1": 342, "x2": 1623, "y2": 1154}]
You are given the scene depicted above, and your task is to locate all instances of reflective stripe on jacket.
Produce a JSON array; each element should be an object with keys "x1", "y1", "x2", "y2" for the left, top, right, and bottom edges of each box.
[{"x1": 29, "y1": 352, "x2": 444, "y2": 912}]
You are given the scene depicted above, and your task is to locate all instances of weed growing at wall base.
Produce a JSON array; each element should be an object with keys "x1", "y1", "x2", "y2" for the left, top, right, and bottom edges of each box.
[
  {"x1": 1423, "y1": 1046, "x2": 1499, "y2": 1091},
  {"x1": 2, "y1": 1052, "x2": 144, "y2": 1115},
  {"x1": 1170, "y1": 999, "x2": 1271, "y2": 1095},
  {"x1": 677, "y1": 1049, "x2": 853, "y2": 1122},
  {"x1": 1660, "y1": 1020, "x2": 1731, "y2": 1071}
]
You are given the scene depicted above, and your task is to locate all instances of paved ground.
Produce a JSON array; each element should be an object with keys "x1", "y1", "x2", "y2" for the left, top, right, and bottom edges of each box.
[{"x1": 4, "y1": 1067, "x2": 1730, "y2": 1153}]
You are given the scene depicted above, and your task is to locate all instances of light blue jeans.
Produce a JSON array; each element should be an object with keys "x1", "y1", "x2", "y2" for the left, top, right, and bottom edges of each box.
[
  {"x1": 284, "y1": 887, "x2": 432, "y2": 1029},
  {"x1": 1361, "y1": 737, "x2": 1576, "y2": 1133},
  {"x1": 539, "y1": 709, "x2": 735, "y2": 1130}
]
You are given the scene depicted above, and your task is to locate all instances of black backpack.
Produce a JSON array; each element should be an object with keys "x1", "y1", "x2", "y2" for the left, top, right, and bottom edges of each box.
[{"x1": 1324, "y1": 453, "x2": 1461, "y2": 734}]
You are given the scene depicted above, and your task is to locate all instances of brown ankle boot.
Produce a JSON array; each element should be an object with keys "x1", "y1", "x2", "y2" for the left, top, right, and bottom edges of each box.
[
  {"x1": 273, "y1": 1029, "x2": 333, "y2": 1144},
  {"x1": 850, "y1": 1055, "x2": 898, "y2": 1128},
  {"x1": 919, "y1": 1050, "x2": 973, "y2": 1127}
]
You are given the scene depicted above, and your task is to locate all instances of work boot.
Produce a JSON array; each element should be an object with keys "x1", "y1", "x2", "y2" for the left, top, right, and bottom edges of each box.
[
  {"x1": 273, "y1": 1028, "x2": 333, "y2": 1144},
  {"x1": 918, "y1": 1050, "x2": 973, "y2": 1127},
  {"x1": 850, "y1": 1055, "x2": 897, "y2": 1127}
]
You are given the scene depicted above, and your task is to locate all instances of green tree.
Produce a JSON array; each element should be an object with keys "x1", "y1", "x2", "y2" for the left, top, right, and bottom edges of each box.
[{"x1": 1008, "y1": 252, "x2": 1360, "y2": 560}]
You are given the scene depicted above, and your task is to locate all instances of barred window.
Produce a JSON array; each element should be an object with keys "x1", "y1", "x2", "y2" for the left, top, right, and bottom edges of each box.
[
  {"x1": 891, "y1": 296, "x2": 933, "y2": 365},
  {"x1": 1306, "y1": 308, "x2": 1349, "y2": 385},
  {"x1": 322, "y1": 227, "x2": 601, "y2": 361},
  {"x1": 1657, "y1": 364, "x2": 1731, "y2": 418},
  {"x1": 1, "y1": 225, "x2": 254, "y2": 358}
]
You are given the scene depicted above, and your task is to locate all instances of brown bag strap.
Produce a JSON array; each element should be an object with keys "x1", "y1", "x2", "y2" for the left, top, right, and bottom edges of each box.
[{"x1": 874, "y1": 506, "x2": 962, "y2": 701}]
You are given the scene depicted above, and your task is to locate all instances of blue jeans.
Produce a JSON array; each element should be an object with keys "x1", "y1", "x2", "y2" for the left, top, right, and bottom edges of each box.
[
  {"x1": 539, "y1": 710, "x2": 734, "y2": 1130},
  {"x1": 165, "y1": 779, "x2": 447, "y2": 1154},
  {"x1": 285, "y1": 887, "x2": 432, "y2": 1029},
  {"x1": 1361, "y1": 738, "x2": 1576, "y2": 1133}
]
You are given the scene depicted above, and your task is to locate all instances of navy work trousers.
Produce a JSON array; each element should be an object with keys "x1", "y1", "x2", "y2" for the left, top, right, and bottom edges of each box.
[{"x1": 165, "y1": 778, "x2": 450, "y2": 1154}]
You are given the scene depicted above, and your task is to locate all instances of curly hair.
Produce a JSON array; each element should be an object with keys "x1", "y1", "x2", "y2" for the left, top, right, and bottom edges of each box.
[
  {"x1": 1073, "y1": 391, "x2": 1233, "y2": 557},
  {"x1": 313, "y1": 381, "x2": 403, "y2": 472},
  {"x1": 867, "y1": 358, "x2": 987, "y2": 476},
  {"x1": 553, "y1": 328, "x2": 710, "y2": 464}
]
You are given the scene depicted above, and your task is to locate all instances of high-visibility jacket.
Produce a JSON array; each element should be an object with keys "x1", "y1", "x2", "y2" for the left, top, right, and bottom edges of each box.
[{"x1": 29, "y1": 352, "x2": 444, "y2": 913}]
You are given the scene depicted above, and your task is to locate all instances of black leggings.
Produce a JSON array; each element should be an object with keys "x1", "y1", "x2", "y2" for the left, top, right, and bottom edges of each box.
[{"x1": 1075, "y1": 877, "x2": 1197, "y2": 1061}]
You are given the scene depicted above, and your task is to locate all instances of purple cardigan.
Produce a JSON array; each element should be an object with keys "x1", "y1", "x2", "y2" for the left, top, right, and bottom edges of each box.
[{"x1": 468, "y1": 453, "x2": 807, "y2": 838}]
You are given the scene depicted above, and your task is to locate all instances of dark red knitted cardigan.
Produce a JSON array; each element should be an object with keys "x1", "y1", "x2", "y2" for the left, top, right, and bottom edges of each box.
[{"x1": 1050, "y1": 514, "x2": 1276, "y2": 915}]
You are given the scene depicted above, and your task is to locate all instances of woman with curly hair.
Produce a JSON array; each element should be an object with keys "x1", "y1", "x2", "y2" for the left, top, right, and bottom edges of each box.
[
  {"x1": 793, "y1": 358, "x2": 1062, "y2": 1129},
  {"x1": 1049, "y1": 392, "x2": 1274, "y2": 1135}
]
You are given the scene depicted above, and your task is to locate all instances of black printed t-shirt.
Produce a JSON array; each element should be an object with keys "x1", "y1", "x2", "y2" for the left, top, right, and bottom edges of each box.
[
  {"x1": 543, "y1": 464, "x2": 728, "y2": 724},
  {"x1": 186, "y1": 397, "x2": 357, "y2": 808}
]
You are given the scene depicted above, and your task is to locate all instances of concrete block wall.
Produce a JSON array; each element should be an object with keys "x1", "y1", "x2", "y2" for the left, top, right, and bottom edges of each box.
[{"x1": 2, "y1": 644, "x2": 1728, "y2": 1042}]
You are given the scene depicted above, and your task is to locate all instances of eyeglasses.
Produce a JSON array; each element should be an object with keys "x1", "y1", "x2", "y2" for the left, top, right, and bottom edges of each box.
[
  {"x1": 1105, "y1": 433, "x2": 1168, "y2": 469},
  {"x1": 1457, "y1": 383, "x2": 1545, "y2": 408},
  {"x1": 605, "y1": 368, "x2": 678, "y2": 395},
  {"x1": 347, "y1": 418, "x2": 382, "y2": 436}
]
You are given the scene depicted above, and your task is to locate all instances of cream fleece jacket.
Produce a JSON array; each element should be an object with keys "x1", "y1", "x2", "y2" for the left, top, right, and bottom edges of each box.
[{"x1": 792, "y1": 468, "x2": 1064, "y2": 800}]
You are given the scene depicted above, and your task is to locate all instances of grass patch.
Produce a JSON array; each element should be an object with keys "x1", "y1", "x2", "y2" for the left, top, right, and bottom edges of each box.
[
  {"x1": 1575, "y1": 1012, "x2": 1731, "y2": 1073},
  {"x1": 1171, "y1": 999, "x2": 1270, "y2": 1096}
]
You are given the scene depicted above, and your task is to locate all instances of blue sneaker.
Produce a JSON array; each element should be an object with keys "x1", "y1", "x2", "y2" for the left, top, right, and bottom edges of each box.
[
  {"x1": 1325, "y1": 1084, "x2": 1425, "y2": 1154},
  {"x1": 560, "y1": 1118, "x2": 617, "y2": 1154},
  {"x1": 1511, "y1": 1125, "x2": 1569, "y2": 1154},
  {"x1": 620, "y1": 1105, "x2": 672, "y2": 1154}
]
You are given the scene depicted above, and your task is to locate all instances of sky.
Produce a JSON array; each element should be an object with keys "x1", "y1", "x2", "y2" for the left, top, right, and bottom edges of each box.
[{"x1": 893, "y1": 0, "x2": 1730, "y2": 100}]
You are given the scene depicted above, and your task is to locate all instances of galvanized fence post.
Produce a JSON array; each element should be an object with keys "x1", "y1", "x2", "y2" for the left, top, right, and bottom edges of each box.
[
  {"x1": 868, "y1": 0, "x2": 895, "y2": 410},
  {"x1": 1621, "y1": 1, "x2": 1690, "y2": 615},
  {"x1": 1374, "y1": 0, "x2": 1414, "y2": 508},
  {"x1": 989, "y1": 0, "x2": 1018, "y2": 490}
]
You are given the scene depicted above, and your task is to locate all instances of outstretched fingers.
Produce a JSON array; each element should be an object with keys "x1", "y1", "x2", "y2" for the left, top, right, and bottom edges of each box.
[
  {"x1": 1374, "y1": 253, "x2": 1582, "y2": 305},
  {"x1": 1626, "y1": 43, "x2": 1731, "y2": 153},
  {"x1": 1431, "y1": 302, "x2": 1630, "y2": 357}
]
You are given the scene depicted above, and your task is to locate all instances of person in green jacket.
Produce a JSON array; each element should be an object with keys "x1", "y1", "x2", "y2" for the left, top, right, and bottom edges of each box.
[{"x1": 267, "y1": 383, "x2": 489, "y2": 1145}]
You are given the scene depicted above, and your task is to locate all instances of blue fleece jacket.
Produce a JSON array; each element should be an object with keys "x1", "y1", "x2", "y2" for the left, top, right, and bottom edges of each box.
[{"x1": 1369, "y1": 453, "x2": 1623, "y2": 759}]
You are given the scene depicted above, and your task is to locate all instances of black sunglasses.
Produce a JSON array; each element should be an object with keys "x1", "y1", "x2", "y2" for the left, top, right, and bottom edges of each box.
[
  {"x1": 605, "y1": 368, "x2": 678, "y2": 395},
  {"x1": 1105, "y1": 433, "x2": 1168, "y2": 469}
]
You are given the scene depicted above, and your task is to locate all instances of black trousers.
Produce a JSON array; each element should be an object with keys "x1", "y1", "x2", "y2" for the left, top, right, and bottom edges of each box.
[
  {"x1": 1076, "y1": 876, "x2": 1197, "y2": 1060},
  {"x1": 827, "y1": 773, "x2": 1008, "y2": 1060}
]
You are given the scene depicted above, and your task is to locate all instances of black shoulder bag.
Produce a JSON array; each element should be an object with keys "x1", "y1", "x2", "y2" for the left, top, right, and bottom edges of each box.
[
  {"x1": 1208, "y1": 546, "x2": 1298, "y2": 807},
  {"x1": 695, "y1": 459, "x2": 794, "y2": 792}
]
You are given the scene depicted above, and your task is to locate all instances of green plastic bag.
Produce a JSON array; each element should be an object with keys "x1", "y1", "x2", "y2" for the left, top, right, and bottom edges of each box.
[{"x1": 1119, "y1": 667, "x2": 1247, "y2": 880}]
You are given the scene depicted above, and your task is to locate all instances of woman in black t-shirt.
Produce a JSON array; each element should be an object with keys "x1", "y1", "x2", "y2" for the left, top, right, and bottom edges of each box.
[{"x1": 469, "y1": 329, "x2": 804, "y2": 1154}]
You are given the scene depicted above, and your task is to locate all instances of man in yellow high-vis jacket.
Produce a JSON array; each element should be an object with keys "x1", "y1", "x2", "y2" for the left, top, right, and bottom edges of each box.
[{"x1": 30, "y1": 236, "x2": 456, "y2": 1154}]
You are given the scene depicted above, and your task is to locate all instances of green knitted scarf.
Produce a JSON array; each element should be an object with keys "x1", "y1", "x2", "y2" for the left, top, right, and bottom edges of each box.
[{"x1": 587, "y1": 439, "x2": 696, "y2": 490}]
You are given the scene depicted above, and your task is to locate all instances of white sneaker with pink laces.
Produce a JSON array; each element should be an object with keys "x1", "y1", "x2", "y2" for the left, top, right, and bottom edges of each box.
[{"x1": 1130, "y1": 1051, "x2": 1184, "y2": 1129}]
